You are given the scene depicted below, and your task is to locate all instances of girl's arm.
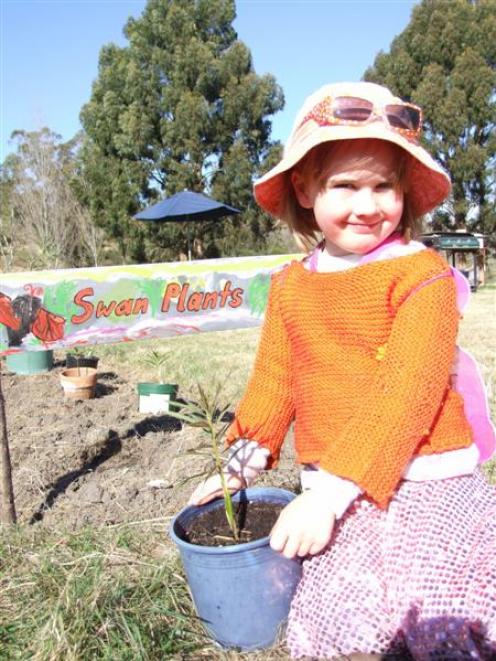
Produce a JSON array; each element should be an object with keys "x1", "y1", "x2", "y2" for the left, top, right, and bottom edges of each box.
[
  {"x1": 189, "y1": 273, "x2": 294, "y2": 507},
  {"x1": 320, "y1": 273, "x2": 468, "y2": 508},
  {"x1": 225, "y1": 272, "x2": 295, "y2": 465},
  {"x1": 301, "y1": 468, "x2": 362, "y2": 518},
  {"x1": 188, "y1": 439, "x2": 270, "y2": 505}
]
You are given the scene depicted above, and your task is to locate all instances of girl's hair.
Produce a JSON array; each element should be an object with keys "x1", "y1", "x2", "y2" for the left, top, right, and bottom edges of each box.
[{"x1": 280, "y1": 139, "x2": 422, "y2": 252}]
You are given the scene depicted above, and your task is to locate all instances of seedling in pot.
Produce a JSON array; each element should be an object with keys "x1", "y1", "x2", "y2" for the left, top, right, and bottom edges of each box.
[
  {"x1": 66, "y1": 346, "x2": 98, "y2": 375},
  {"x1": 169, "y1": 382, "x2": 239, "y2": 542},
  {"x1": 67, "y1": 346, "x2": 93, "y2": 358},
  {"x1": 142, "y1": 349, "x2": 170, "y2": 383}
]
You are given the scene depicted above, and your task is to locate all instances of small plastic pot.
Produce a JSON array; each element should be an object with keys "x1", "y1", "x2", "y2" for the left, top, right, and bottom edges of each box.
[
  {"x1": 60, "y1": 367, "x2": 98, "y2": 400},
  {"x1": 170, "y1": 487, "x2": 302, "y2": 650},
  {"x1": 137, "y1": 382, "x2": 178, "y2": 414}
]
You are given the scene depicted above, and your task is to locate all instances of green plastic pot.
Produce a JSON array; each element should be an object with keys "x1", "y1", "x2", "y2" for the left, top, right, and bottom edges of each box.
[
  {"x1": 5, "y1": 350, "x2": 54, "y2": 375},
  {"x1": 137, "y1": 382, "x2": 178, "y2": 414}
]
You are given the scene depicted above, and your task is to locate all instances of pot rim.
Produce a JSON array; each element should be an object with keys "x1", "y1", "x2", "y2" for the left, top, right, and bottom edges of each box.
[
  {"x1": 137, "y1": 382, "x2": 178, "y2": 395},
  {"x1": 61, "y1": 367, "x2": 98, "y2": 378},
  {"x1": 169, "y1": 486, "x2": 296, "y2": 555}
]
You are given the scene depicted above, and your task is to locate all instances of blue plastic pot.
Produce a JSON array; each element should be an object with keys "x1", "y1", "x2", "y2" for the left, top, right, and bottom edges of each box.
[
  {"x1": 5, "y1": 349, "x2": 54, "y2": 375},
  {"x1": 170, "y1": 487, "x2": 302, "y2": 650}
]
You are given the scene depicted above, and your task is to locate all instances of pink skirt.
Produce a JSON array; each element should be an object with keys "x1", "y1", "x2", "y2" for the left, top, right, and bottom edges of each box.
[{"x1": 286, "y1": 470, "x2": 496, "y2": 660}]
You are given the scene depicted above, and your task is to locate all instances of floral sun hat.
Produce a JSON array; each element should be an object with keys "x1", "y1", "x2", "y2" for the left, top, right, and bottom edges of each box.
[{"x1": 254, "y1": 81, "x2": 451, "y2": 219}]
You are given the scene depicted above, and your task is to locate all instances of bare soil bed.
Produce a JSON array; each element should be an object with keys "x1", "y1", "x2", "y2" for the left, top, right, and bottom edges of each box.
[{"x1": 2, "y1": 356, "x2": 299, "y2": 532}]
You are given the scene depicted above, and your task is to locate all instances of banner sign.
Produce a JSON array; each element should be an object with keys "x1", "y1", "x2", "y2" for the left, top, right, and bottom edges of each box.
[{"x1": 0, "y1": 254, "x2": 301, "y2": 355}]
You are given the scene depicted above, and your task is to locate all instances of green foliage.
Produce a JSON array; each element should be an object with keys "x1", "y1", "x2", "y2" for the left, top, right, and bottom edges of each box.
[
  {"x1": 142, "y1": 348, "x2": 171, "y2": 382},
  {"x1": 364, "y1": 0, "x2": 496, "y2": 241},
  {"x1": 1, "y1": 129, "x2": 103, "y2": 269},
  {"x1": 79, "y1": 0, "x2": 284, "y2": 262},
  {"x1": 66, "y1": 345, "x2": 97, "y2": 359},
  {"x1": 0, "y1": 163, "x2": 15, "y2": 271}
]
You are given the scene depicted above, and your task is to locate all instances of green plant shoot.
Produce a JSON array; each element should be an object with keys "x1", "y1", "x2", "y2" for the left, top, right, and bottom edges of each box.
[
  {"x1": 67, "y1": 346, "x2": 95, "y2": 358},
  {"x1": 142, "y1": 350, "x2": 170, "y2": 383},
  {"x1": 169, "y1": 382, "x2": 239, "y2": 542}
]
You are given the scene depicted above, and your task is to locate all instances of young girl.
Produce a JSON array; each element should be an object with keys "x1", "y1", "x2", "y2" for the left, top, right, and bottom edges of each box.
[{"x1": 190, "y1": 82, "x2": 496, "y2": 660}]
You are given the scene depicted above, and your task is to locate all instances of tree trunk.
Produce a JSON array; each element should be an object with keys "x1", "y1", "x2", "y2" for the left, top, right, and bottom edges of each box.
[{"x1": 0, "y1": 365, "x2": 17, "y2": 524}]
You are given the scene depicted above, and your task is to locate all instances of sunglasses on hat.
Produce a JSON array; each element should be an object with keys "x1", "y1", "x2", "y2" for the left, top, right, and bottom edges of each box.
[{"x1": 298, "y1": 96, "x2": 423, "y2": 138}]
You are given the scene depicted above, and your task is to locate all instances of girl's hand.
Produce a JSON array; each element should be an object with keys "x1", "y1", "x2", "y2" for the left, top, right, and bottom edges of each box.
[
  {"x1": 270, "y1": 491, "x2": 336, "y2": 559},
  {"x1": 188, "y1": 473, "x2": 245, "y2": 506}
]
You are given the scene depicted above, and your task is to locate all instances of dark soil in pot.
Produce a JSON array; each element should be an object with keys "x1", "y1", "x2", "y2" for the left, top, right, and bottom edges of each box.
[
  {"x1": 180, "y1": 500, "x2": 284, "y2": 547},
  {"x1": 66, "y1": 354, "x2": 99, "y2": 369}
]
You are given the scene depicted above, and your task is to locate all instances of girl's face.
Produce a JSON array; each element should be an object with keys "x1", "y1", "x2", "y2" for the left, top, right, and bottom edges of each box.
[{"x1": 292, "y1": 140, "x2": 404, "y2": 256}]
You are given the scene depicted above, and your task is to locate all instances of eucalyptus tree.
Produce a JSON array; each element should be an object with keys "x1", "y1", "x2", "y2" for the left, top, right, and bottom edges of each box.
[
  {"x1": 364, "y1": 0, "x2": 496, "y2": 237},
  {"x1": 2, "y1": 129, "x2": 102, "y2": 270},
  {"x1": 80, "y1": 0, "x2": 284, "y2": 261}
]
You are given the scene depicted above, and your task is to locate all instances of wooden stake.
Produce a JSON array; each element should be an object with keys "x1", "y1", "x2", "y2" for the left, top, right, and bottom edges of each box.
[{"x1": 0, "y1": 362, "x2": 17, "y2": 524}]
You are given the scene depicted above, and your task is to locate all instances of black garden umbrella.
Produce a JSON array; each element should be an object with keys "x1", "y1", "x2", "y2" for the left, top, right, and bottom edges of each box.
[{"x1": 134, "y1": 190, "x2": 241, "y2": 260}]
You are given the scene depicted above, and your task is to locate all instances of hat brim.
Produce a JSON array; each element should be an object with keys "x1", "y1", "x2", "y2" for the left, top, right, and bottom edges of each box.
[{"x1": 254, "y1": 123, "x2": 451, "y2": 219}]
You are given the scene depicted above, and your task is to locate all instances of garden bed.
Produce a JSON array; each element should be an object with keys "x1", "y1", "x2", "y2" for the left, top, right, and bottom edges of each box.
[{"x1": 2, "y1": 350, "x2": 299, "y2": 531}]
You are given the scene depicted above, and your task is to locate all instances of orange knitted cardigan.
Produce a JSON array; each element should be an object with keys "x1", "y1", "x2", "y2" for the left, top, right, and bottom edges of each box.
[{"x1": 226, "y1": 249, "x2": 473, "y2": 508}]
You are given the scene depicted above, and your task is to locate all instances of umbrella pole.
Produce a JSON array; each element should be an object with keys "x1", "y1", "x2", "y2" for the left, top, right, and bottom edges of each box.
[{"x1": 187, "y1": 222, "x2": 192, "y2": 261}]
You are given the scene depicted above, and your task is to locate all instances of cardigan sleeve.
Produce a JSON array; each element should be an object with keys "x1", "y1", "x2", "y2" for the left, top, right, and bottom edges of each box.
[
  {"x1": 226, "y1": 271, "x2": 294, "y2": 466},
  {"x1": 319, "y1": 273, "x2": 466, "y2": 508}
]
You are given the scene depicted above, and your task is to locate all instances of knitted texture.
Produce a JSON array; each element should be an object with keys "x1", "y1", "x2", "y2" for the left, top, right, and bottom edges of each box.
[
  {"x1": 226, "y1": 250, "x2": 473, "y2": 507},
  {"x1": 286, "y1": 470, "x2": 496, "y2": 659}
]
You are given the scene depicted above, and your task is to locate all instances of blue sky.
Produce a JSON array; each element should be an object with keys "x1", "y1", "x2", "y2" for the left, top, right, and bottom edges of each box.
[{"x1": 1, "y1": 0, "x2": 418, "y2": 162}]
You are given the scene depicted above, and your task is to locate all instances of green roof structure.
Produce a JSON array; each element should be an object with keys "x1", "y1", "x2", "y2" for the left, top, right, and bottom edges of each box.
[
  {"x1": 419, "y1": 233, "x2": 487, "y2": 291},
  {"x1": 420, "y1": 233, "x2": 481, "y2": 251}
]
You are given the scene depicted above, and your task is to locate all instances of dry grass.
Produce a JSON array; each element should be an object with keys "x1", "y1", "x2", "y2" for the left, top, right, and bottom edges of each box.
[
  {"x1": 458, "y1": 283, "x2": 496, "y2": 480},
  {"x1": 96, "y1": 326, "x2": 261, "y2": 405},
  {"x1": 458, "y1": 285, "x2": 496, "y2": 418}
]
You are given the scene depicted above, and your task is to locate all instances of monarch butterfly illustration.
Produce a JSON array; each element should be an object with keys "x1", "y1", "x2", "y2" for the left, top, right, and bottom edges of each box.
[{"x1": 0, "y1": 285, "x2": 65, "y2": 346}]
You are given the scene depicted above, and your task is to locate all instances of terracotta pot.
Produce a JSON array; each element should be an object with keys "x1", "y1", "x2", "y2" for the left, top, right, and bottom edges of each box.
[{"x1": 60, "y1": 367, "x2": 98, "y2": 400}]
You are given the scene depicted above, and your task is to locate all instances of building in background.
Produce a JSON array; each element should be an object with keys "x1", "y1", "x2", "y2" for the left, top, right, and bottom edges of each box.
[{"x1": 419, "y1": 232, "x2": 489, "y2": 291}]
